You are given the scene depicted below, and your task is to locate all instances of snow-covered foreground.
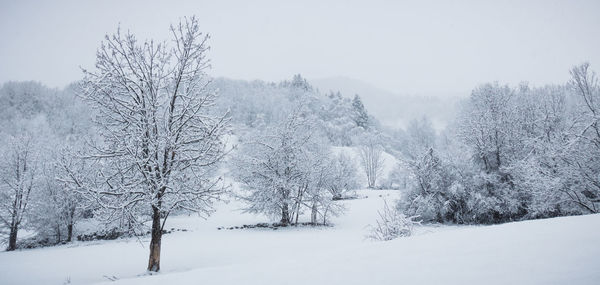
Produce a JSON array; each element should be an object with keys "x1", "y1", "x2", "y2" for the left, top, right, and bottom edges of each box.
[{"x1": 0, "y1": 190, "x2": 599, "y2": 285}]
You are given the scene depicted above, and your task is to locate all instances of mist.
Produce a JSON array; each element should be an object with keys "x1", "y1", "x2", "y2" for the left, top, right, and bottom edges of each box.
[{"x1": 1, "y1": 1, "x2": 600, "y2": 284}]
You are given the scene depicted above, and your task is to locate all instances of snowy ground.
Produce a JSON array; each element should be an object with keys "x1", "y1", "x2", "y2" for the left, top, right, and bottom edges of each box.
[{"x1": 0, "y1": 190, "x2": 599, "y2": 285}]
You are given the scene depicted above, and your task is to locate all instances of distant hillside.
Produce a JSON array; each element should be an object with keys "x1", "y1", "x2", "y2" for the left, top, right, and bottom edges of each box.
[{"x1": 310, "y1": 76, "x2": 463, "y2": 131}]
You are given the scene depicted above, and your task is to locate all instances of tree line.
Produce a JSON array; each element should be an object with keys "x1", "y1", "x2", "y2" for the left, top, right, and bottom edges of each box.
[
  {"x1": 1, "y1": 16, "x2": 598, "y2": 273},
  {"x1": 0, "y1": 17, "x2": 372, "y2": 272},
  {"x1": 396, "y1": 63, "x2": 600, "y2": 224}
]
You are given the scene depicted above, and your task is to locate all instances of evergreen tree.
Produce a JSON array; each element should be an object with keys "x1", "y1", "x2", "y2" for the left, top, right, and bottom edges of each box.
[{"x1": 352, "y1": 94, "x2": 369, "y2": 129}]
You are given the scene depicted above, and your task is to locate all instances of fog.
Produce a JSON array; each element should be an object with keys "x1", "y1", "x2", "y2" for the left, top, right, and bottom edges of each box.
[
  {"x1": 2, "y1": 2, "x2": 600, "y2": 284},
  {"x1": 1, "y1": 0, "x2": 599, "y2": 97}
]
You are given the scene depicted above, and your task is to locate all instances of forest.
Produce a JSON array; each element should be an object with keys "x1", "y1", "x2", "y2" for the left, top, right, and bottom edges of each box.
[{"x1": 0, "y1": 14, "x2": 599, "y2": 285}]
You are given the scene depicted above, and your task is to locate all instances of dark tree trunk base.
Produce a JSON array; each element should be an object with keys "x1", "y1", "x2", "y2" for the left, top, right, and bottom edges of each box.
[
  {"x1": 7, "y1": 226, "x2": 18, "y2": 251},
  {"x1": 281, "y1": 202, "x2": 290, "y2": 225},
  {"x1": 147, "y1": 207, "x2": 162, "y2": 272},
  {"x1": 66, "y1": 223, "x2": 73, "y2": 242}
]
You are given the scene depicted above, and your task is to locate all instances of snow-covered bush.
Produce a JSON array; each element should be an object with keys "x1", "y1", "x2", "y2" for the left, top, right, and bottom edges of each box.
[{"x1": 368, "y1": 200, "x2": 420, "y2": 241}]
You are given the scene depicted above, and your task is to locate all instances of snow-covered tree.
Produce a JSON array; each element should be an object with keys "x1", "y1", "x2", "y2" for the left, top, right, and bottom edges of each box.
[
  {"x1": 0, "y1": 79, "x2": 94, "y2": 248},
  {"x1": 352, "y1": 94, "x2": 370, "y2": 129},
  {"x1": 359, "y1": 136, "x2": 385, "y2": 188},
  {"x1": 457, "y1": 83, "x2": 515, "y2": 172},
  {"x1": 233, "y1": 108, "x2": 343, "y2": 225},
  {"x1": 326, "y1": 153, "x2": 359, "y2": 199},
  {"x1": 562, "y1": 63, "x2": 600, "y2": 213},
  {"x1": 45, "y1": 146, "x2": 94, "y2": 242},
  {"x1": 301, "y1": 144, "x2": 336, "y2": 225},
  {"x1": 405, "y1": 116, "x2": 436, "y2": 159},
  {"x1": 319, "y1": 91, "x2": 359, "y2": 146},
  {"x1": 234, "y1": 110, "x2": 313, "y2": 224},
  {"x1": 212, "y1": 75, "x2": 376, "y2": 147},
  {"x1": 0, "y1": 135, "x2": 37, "y2": 251},
  {"x1": 288, "y1": 74, "x2": 313, "y2": 92},
  {"x1": 80, "y1": 17, "x2": 230, "y2": 272},
  {"x1": 398, "y1": 81, "x2": 578, "y2": 223},
  {"x1": 400, "y1": 148, "x2": 455, "y2": 222},
  {"x1": 28, "y1": 161, "x2": 77, "y2": 244},
  {"x1": 297, "y1": 143, "x2": 349, "y2": 225}
]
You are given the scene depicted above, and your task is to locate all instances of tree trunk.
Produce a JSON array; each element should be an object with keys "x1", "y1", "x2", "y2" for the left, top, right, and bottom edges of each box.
[
  {"x1": 7, "y1": 225, "x2": 18, "y2": 251},
  {"x1": 147, "y1": 206, "x2": 162, "y2": 272},
  {"x1": 66, "y1": 223, "x2": 73, "y2": 242},
  {"x1": 56, "y1": 223, "x2": 62, "y2": 244},
  {"x1": 66, "y1": 207, "x2": 75, "y2": 242},
  {"x1": 311, "y1": 202, "x2": 318, "y2": 225},
  {"x1": 281, "y1": 202, "x2": 290, "y2": 225}
]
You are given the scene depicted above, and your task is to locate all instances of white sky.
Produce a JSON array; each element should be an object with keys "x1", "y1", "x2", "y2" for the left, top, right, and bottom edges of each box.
[{"x1": 1, "y1": 0, "x2": 599, "y2": 96}]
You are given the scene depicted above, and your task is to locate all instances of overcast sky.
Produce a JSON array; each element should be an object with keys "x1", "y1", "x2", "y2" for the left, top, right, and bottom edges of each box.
[{"x1": 1, "y1": 0, "x2": 599, "y2": 96}]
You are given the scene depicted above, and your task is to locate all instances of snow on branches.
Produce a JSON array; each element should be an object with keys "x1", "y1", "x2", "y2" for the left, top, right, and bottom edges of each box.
[
  {"x1": 233, "y1": 108, "x2": 346, "y2": 226},
  {"x1": 80, "y1": 16, "x2": 230, "y2": 271},
  {"x1": 368, "y1": 199, "x2": 420, "y2": 241}
]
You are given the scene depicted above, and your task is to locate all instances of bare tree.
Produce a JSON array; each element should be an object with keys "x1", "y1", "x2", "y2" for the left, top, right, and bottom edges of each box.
[
  {"x1": 80, "y1": 16, "x2": 230, "y2": 272},
  {"x1": 233, "y1": 110, "x2": 313, "y2": 225},
  {"x1": 457, "y1": 83, "x2": 515, "y2": 172},
  {"x1": 570, "y1": 63, "x2": 599, "y2": 119},
  {"x1": 0, "y1": 135, "x2": 36, "y2": 251},
  {"x1": 233, "y1": 107, "x2": 344, "y2": 225},
  {"x1": 359, "y1": 138, "x2": 384, "y2": 189},
  {"x1": 52, "y1": 146, "x2": 93, "y2": 242},
  {"x1": 564, "y1": 63, "x2": 600, "y2": 213},
  {"x1": 326, "y1": 153, "x2": 359, "y2": 199}
]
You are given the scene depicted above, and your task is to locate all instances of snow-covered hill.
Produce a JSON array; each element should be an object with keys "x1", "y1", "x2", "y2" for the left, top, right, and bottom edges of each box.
[
  {"x1": 310, "y1": 76, "x2": 461, "y2": 130},
  {"x1": 0, "y1": 190, "x2": 598, "y2": 285}
]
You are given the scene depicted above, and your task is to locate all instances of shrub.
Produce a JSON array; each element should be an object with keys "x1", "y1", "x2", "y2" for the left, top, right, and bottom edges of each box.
[{"x1": 368, "y1": 199, "x2": 420, "y2": 241}]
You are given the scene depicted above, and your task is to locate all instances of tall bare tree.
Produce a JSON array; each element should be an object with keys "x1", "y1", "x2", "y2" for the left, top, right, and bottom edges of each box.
[
  {"x1": 80, "y1": 16, "x2": 230, "y2": 272},
  {"x1": 359, "y1": 137, "x2": 384, "y2": 189},
  {"x1": 564, "y1": 63, "x2": 600, "y2": 213}
]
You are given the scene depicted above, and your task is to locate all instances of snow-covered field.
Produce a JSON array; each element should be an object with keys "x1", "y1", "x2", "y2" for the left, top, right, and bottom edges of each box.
[{"x1": 0, "y1": 190, "x2": 599, "y2": 285}]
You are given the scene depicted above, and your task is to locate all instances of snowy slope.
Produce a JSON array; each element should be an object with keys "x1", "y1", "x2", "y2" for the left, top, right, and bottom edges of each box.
[
  {"x1": 310, "y1": 76, "x2": 461, "y2": 130},
  {"x1": 0, "y1": 190, "x2": 599, "y2": 285}
]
